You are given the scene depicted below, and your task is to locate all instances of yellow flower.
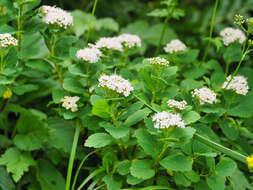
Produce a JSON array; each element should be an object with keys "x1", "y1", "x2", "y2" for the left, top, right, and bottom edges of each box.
[
  {"x1": 3, "y1": 88, "x2": 12, "y2": 99},
  {"x1": 247, "y1": 155, "x2": 253, "y2": 168}
]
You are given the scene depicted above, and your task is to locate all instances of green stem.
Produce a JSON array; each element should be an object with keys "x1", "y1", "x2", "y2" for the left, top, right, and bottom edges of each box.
[
  {"x1": 17, "y1": 5, "x2": 23, "y2": 51},
  {"x1": 71, "y1": 150, "x2": 98, "y2": 190},
  {"x1": 85, "y1": 62, "x2": 90, "y2": 95},
  {"x1": 122, "y1": 47, "x2": 128, "y2": 67},
  {"x1": 65, "y1": 120, "x2": 81, "y2": 190},
  {"x1": 155, "y1": 0, "x2": 175, "y2": 56},
  {"x1": 50, "y1": 33, "x2": 64, "y2": 87},
  {"x1": 194, "y1": 134, "x2": 247, "y2": 163},
  {"x1": 85, "y1": 0, "x2": 99, "y2": 47},
  {"x1": 150, "y1": 67, "x2": 161, "y2": 105},
  {"x1": 202, "y1": 0, "x2": 219, "y2": 61},
  {"x1": 0, "y1": 48, "x2": 4, "y2": 73}
]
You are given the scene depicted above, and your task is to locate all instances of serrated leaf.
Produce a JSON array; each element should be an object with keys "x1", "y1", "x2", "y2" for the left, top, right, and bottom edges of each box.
[
  {"x1": 100, "y1": 122, "x2": 129, "y2": 139},
  {"x1": 0, "y1": 148, "x2": 36, "y2": 182},
  {"x1": 160, "y1": 152, "x2": 192, "y2": 171},
  {"x1": 130, "y1": 159, "x2": 155, "y2": 180},
  {"x1": 84, "y1": 133, "x2": 113, "y2": 148}
]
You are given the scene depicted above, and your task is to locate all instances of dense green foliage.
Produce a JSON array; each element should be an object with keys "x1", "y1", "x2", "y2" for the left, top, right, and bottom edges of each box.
[{"x1": 0, "y1": 0, "x2": 253, "y2": 190}]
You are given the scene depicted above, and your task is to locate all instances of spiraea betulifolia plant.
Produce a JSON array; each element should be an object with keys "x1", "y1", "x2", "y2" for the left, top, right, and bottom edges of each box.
[{"x1": 0, "y1": 0, "x2": 253, "y2": 189}]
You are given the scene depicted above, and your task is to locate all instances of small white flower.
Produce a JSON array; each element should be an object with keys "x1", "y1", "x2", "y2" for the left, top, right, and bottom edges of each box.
[
  {"x1": 192, "y1": 87, "x2": 217, "y2": 105},
  {"x1": 152, "y1": 111, "x2": 185, "y2": 129},
  {"x1": 0, "y1": 33, "x2": 18, "y2": 48},
  {"x1": 222, "y1": 75, "x2": 249, "y2": 95},
  {"x1": 147, "y1": 57, "x2": 169, "y2": 66},
  {"x1": 41, "y1": 5, "x2": 73, "y2": 28},
  {"x1": 76, "y1": 47, "x2": 102, "y2": 63},
  {"x1": 220, "y1": 27, "x2": 246, "y2": 46},
  {"x1": 95, "y1": 37, "x2": 123, "y2": 51},
  {"x1": 118, "y1": 33, "x2": 141, "y2": 48},
  {"x1": 61, "y1": 96, "x2": 80, "y2": 112},
  {"x1": 164, "y1": 39, "x2": 186, "y2": 54},
  {"x1": 98, "y1": 74, "x2": 134, "y2": 97},
  {"x1": 167, "y1": 99, "x2": 187, "y2": 110}
]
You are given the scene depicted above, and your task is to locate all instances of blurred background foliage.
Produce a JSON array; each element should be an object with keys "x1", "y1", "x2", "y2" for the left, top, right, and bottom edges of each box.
[{"x1": 38, "y1": 0, "x2": 253, "y2": 56}]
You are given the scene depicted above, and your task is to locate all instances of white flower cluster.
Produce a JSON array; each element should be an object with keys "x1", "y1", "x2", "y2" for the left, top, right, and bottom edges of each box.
[
  {"x1": 118, "y1": 33, "x2": 141, "y2": 48},
  {"x1": 152, "y1": 111, "x2": 185, "y2": 129},
  {"x1": 192, "y1": 87, "x2": 217, "y2": 105},
  {"x1": 41, "y1": 5, "x2": 73, "y2": 28},
  {"x1": 222, "y1": 75, "x2": 249, "y2": 95},
  {"x1": 98, "y1": 74, "x2": 134, "y2": 97},
  {"x1": 76, "y1": 47, "x2": 102, "y2": 63},
  {"x1": 61, "y1": 96, "x2": 80, "y2": 112},
  {"x1": 147, "y1": 57, "x2": 169, "y2": 66},
  {"x1": 164, "y1": 39, "x2": 186, "y2": 54},
  {"x1": 0, "y1": 33, "x2": 18, "y2": 48},
  {"x1": 167, "y1": 99, "x2": 187, "y2": 110},
  {"x1": 95, "y1": 37, "x2": 123, "y2": 51},
  {"x1": 220, "y1": 27, "x2": 246, "y2": 46}
]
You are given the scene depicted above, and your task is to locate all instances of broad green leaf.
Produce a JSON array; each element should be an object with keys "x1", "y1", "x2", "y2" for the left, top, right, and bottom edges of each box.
[
  {"x1": 92, "y1": 99, "x2": 111, "y2": 119},
  {"x1": 215, "y1": 157, "x2": 237, "y2": 177},
  {"x1": 219, "y1": 121, "x2": 239, "y2": 141},
  {"x1": 84, "y1": 133, "x2": 113, "y2": 148},
  {"x1": 13, "y1": 110, "x2": 49, "y2": 151},
  {"x1": 206, "y1": 176, "x2": 226, "y2": 190},
  {"x1": 181, "y1": 79, "x2": 203, "y2": 91},
  {"x1": 36, "y1": 159, "x2": 65, "y2": 190},
  {"x1": 63, "y1": 77, "x2": 86, "y2": 94},
  {"x1": 147, "y1": 9, "x2": 167, "y2": 17},
  {"x1": 126, "y1": 175, "x2": 144, "y2": 185},
  {"x1": 160, "y1": 152, "x2": 192, "y2": 171},
  {"x1": 25, "y1": 59, "x2": 52, "y2": 73},
  {"x1": 169, "y1": 127, "x2": 196, "y2": 146},
  {"x1": 68, "y1": 64, "x2": 88, "y2": 77},
  {"x1": 116, "y1": 160, "x2": 131, "y2": 176},
  {"x1": 135, "y1": 129, "x2": 163, "y2": 158},
  {"x1": 183, "y1": 111, "x2": 200, "y2": 125},
  {"x1": 124, "y1": 108, "x2": 151, "y2": 127},
  {"x1": 102, "y1": 175, "x2": 122, "y2": 190},
  {"x1": 12, "y1": 84, "x2": 39, "y2": 95},
  {"x1": 54, "y1": 36, "x2": 78, "y2": 58},
  {"x1": 0, "y1": 166, "x2": 15, "y2": 190},
  {"x1": 174, "y1": 172, "x2": 191, "y2": 187},
  {"x1": 184, "y1": 170, "x2": 200, "y2": 183},
  {"x1": 230, "y1": 169, "x2": 252, "y2": 190},
  {"x1": 52, "y1": 89, "x2": 69, "y2": 104},
  {"x1": 47, "y1": 118, "x2": 75, "y2": 153},
  {"x1": 100, "y1": 122, "x2": 129, "y2": 139},
  {"x1": 96, "y1": 18, "x2": 119, "y2": 31},
  {"x1": 130, "y1": 159, "x2": 155, "y2": 180},
  {"x1": 0, "y1": 148, "x2": 36, "y2": 182}
]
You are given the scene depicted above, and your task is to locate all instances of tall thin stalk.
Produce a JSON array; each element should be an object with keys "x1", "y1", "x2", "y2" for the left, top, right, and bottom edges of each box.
[
  {"x1": 65, "y1": 120, "x2": 81, "y2": 190},
  {"x1": 85, "y1": 0, "x2": 99, "y2": 47},
  {"x1": 202, "y1": 0, "x2": 219, "y2": 61},
  {"x1": 155, "y1": 0, "x2": 175, "y2": 56},
  {"x1": 17, "y1": 5, "x2": 24, "y2": 51},
  {"x1": 0, "y1": 48, "x2": 4, "y2": 73}
]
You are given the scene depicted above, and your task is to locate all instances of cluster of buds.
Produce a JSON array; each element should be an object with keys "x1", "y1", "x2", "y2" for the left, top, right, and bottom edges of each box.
[{"x1": 234, "y1": 14, "x2": 245, "y2": 25}]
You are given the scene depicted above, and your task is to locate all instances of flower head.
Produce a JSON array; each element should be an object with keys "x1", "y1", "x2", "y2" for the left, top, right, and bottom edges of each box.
[
  {"x1": 41, "y1": 5, "x2": 73, "y2": 28},
  {"x1": 247, "y1": 155, "x2": 253, "y2": 169},
  {"x1": 76, "y1": 47, "x2": 102, "y2": 63},
  {"x1": 0, "y1": 33, "x2": 18, "y2": 48},
  {"x1": 98, "y1": 74, "x2": 133, "y2": 97},
  {"x1": 164, "y1": 39, "x2": 186, "y2": 54},
  {"x1": 220, "y1": 27, "x2": 245, "y2": 46},
  {"x1": 118, "y1": 33, "x2": 141, "y2": 48},
  {"x1": 192, "y1": 87, "x2": 217, "y2": 105},
  {"x1": 147, "y1": 57, "x2": 169, "y2": 66},
  {"x1": 234, "y1": 14, "x2": 245, "y2": 25},
  {"x1": 222, "y1": 75, "x2": 249, "y2": 95},
  {"x1": 61, "y1": 96, "x2": 80, "y2": 112},
  {"x1": 95, "y1": 37, "x2": 123, "y2": 51},
  {"x1": 152, "y1": 111, "x2": 185, "y2": 129},
  {"x1": 167, "y1": 99, "x2": 187, "y2": 110}
]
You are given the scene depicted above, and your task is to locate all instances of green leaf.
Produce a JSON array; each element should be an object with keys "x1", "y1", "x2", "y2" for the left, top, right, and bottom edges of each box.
[
  {"x1": 124, "y1": 108, "x2": 151, "y2": 127},
  {"x1": 169, "y1": 127, "x2": 196, "y2": 146},
  {"x1": 206, "y1": 176, "x2": 225, "y2": 190},
  {"x1": 92, "y1": 99, "x2": 111, "y2": 119},
  {"x1": 0, "y1": 148, "x2": 36, "y2": 182},
  {"x1": 230, "y1": 169, "x2": 253, "y2": 190},
  {"x1": 147, "y1": 9, "x2": 167, "y2": 17},
  {"x1": 130, "y1": 159, "x2": 155, "y2": 180},
  {"x1": 54, "y1": 36, "x2": 78, "y2": 58},
  {"x1": 63, "y1": 77, "x2": 86, "y2": 94},
  {"x1": 219, "y1": 121, "x2": 239, "y2": 141},
  {"x1": 13, "y1": 110, "x2": 49, "y2": 151},
  {"x1": 25, "y1": 59, "x2": 52, "y2": 73},
  {"x1": 102, "y1": 174, "x2": 122, "y2": 190},
  {"x1": 36, "y1": 159, "x2": 65, "y2": 190},
  {"x1": 47, "y1": 118, "x2": 75, "y2": 153},
  {"x1": 96, "y1": 18, "x2": 119, "y2": 31},
  {"x1": 0, "y1": 166, "x2": 15, "y2": 190},
  {"x1": 181, "y1": 78, "x2": 203, "y2": 91},
  {"x1": 160, "y1": 152, "x2": 192, "y2": 171},
  {"x1": 100, "y1": 122, "x2": 129, "y2": 139},
  {"x1": 135, "y1": 129, "x2": 163, "y2": 158},
  {"x1": 52, "y1": 89, "x2": 69, "y2": 104},
  {"x1": 12, "y1": 84, "x2": 39, "y2": 95},
  {"x1": 183, "y1": 111, "x2": 200, "y2": 125},
  {"x1": 174, "y1": 172, "x2": 191, "y2": 187},
  {"x1": 84, "y1": 133, "x2": 113, "y2": 148},
  {"x1": 68, "y1": 64, "x2": 88, "y2": 77},
  {"x1": 116, "y1": 160, "x2": 131, "y2": 176},
  {"x1": 215, "y1": 157, "x2": 237, "y2": 177},
  {"x1": 126, "y1": 175, "x2": 144, "y2": 185}
]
